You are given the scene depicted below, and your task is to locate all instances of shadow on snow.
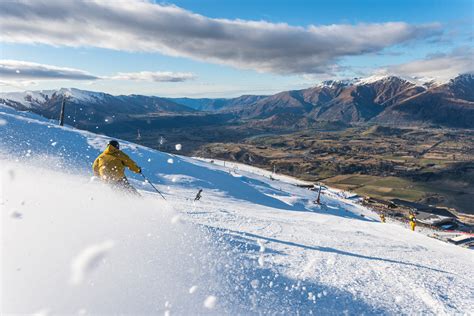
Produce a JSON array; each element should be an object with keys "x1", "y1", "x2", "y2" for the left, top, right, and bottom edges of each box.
[{"x1": 200, "y1": 225, "x2": 389, "y2": 315}]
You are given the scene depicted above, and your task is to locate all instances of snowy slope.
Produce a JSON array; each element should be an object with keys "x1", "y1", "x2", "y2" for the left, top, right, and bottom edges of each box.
[{"x1": 1, "y1": 104, "x2": 473, "y2": 315}]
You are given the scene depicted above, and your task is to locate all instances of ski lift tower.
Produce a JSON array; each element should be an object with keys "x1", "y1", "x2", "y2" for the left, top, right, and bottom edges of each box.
[
  {"x1": 59, "y1": 95, "x2": 66, "y2": 126},
  {"x1": 59, "y1": 92, "x2": 71, "y2": 126}
]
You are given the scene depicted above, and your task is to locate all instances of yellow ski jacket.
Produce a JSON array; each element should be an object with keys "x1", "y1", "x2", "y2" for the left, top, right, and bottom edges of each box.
[{"x1": 92, "y1": 145, "x2": 140, "y2": 182}]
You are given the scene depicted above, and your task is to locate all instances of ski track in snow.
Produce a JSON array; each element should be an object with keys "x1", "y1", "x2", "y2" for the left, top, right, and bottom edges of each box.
[{"x1": 1, "y1": 104, "x2": 474, "y2": 315}]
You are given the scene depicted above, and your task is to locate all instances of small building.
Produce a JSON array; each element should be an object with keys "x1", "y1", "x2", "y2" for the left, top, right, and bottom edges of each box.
[
  {"x1": 415, "y1": 212, "x2": 458, "y2": 229},
  {"x1": 448, "y1": 235, "x2": 474, "y2": 248},
  {"x1": 389, "y1": 199, "x2": 456, "y2": 218},
  {"x1": 389, "y1": 198, "x2": 461, "y2": 230}
]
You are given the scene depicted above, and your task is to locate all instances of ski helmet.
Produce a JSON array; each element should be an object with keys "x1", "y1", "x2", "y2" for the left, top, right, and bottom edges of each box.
[{"x1": 108, "y1": 140, "x2": 120, "y2": 149}]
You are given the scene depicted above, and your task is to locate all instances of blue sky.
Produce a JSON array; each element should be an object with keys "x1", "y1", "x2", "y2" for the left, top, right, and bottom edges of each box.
[{"x1": 0, "y1": 0, "x2": 472, "y2": 97}]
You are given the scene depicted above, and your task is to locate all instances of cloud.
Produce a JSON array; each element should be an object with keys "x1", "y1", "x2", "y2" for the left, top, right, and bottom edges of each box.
[
  {"x1": 0, "y1": 60, "x2": 98, "y2": 80},
  {"x1": 107, "y1": 71, "x2": 195, "y2": 82},
  {"x1": 378, "y1": 47, "x2": 474, "y2": 81},
  {"x1": 0, "y1": 60, "x2": 194, "y2": 86},
  {"x1": 0, "y1": 0, "x2": 442, "y2": 75}
]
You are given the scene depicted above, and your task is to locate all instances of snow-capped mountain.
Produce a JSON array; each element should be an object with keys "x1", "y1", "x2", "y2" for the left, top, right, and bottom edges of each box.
[
  {"x1": 447, "y1": 73, "x2": 474, "y2": 101},
  {"x1": 233, "y1": 75, "x2": 426, "y2": 124},
  {"x1": 228, "y1": 74, "x2": 474, "y2": 128},
  {"x1": 0, "y1": 88, "x2": 110, "y2": 109},
  {"x1": 1, "y1": 74, "x2": 473, "y2": 130},
  {"x1": 1, "y1": 101, "x2": 473, "y2": 314},
  {"x1": 0, "y1": 88, "x2": 194, "y2": 126},
  {"x1": 314, "y1": 74, "x2": 438, "y2": 88},
  {"x1": 374, "y1": 73, "x2": 474, "y2": 127}
]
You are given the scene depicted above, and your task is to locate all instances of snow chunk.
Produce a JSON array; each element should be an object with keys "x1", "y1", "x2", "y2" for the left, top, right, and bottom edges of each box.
[
  {"x1": 10, "y1": 210, "x2": 23, "y2": 219},
  {"x1": 203, "y1": 295, "x2": 217, "y2": 309},
  {"x1": 251, "y1": 279, "x2": 260, "y2": 289},
  {"x1": 167, "y1": 158, "x2": 174, "y2": 164},
  {"x1": 189, "y1": 285, "x2": 198, "y2": 294},
  {"x1": 161, "y1": 174, "x2": 199, "y2": 185},
  {"x1": 0, "y1": 118, "x2": 7, "y2": 126},
  {"x1": 171, "y1": 214, "x2": 181, "y2": 224},
  {"x1": 70, "y1": 240, "x2": 115, "y2": 285},
  {"x1": 175, "y1": 144, "x2": 182, "y2": 151}
]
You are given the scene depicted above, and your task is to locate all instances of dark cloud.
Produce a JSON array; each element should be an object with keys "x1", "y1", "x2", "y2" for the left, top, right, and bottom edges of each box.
[
  {"x1": 0, "y1": 60, "x2": 98, "y2": 80},
  {"x1": 0, "y1": 60, "x2": 195, "y2": 86},
  {"x1": 0, "y1": 0, "x2": 443, "y2": 75}
]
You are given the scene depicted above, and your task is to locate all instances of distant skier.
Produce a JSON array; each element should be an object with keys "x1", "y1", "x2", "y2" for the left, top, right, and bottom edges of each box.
[
  {"x1": 194, "y1": 189, "x2": 203, "y2": 201},
  {"x1": 409, "y1": 212, "x2": 416, "y2": 231},
  {"x1": 380, "y1": 213, "x2": 386, "y2": 223},
  {"x1": 92, "y1": 140, "x2": 142, "y2": 196}
]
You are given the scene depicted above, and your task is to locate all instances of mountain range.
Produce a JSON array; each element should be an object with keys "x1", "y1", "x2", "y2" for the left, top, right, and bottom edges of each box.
[
  {"x1": 1, "y1": 74, "x2": 473, "y2": 129},
  {"x1": 227, "y1": 74, "x2": 474, "y2": 128}
]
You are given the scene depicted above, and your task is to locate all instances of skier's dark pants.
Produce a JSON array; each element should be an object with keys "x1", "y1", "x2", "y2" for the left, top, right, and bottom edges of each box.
[{"x1": 110, "y1": 177, "x2": 141, "y2": 197}]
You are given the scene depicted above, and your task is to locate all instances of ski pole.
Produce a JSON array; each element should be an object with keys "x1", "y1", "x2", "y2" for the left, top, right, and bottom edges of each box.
[{"x1": 140, "y1": 172, "x2": 166, "y2": 200}]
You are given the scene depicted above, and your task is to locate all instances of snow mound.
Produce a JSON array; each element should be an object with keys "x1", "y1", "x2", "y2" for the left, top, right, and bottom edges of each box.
[{"x1": 1, "y1": 162, "x2": 229, "y2": 314}]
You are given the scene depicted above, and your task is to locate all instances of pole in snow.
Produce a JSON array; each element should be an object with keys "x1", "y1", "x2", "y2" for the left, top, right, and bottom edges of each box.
[
  {"x1": 140, "y1": 172, "x2": 166, "y2": 200},
  {"x1": 315, "y1": 183, "x2": 322, "y2": 205}
]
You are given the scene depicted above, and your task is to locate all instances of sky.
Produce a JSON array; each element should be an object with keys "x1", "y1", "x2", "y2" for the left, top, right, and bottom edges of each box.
[{"x1": 0, "y1": 0, "x2": 472, "y2": 97}]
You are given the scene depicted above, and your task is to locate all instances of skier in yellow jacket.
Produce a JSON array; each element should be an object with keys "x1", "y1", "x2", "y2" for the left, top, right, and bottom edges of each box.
[
  {"x1": 92, "y1": 140, "x2": 141, "y2": 195},
  {"x1": 409, "y1": 212, "x2": 416, "y2": 231}
]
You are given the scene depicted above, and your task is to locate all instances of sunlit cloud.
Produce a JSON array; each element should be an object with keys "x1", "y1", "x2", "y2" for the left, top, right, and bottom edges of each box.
[
  {"x1": 106, "y1": 71, "x2": 196, "y2": 82},
  {"x1": 376, "y1": 47, "x2": 474, "y2": 81}
]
